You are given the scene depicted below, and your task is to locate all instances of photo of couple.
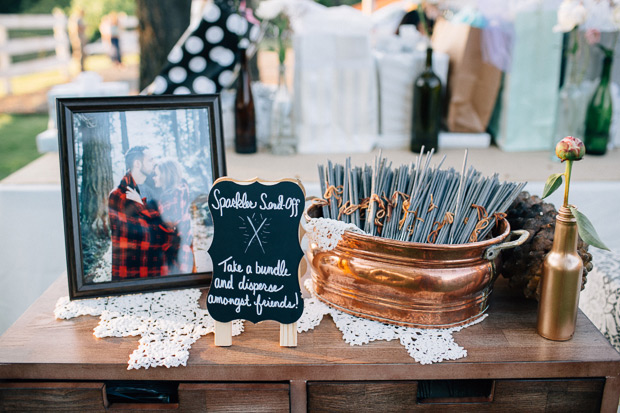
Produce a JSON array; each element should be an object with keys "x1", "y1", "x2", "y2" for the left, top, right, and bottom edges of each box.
[
  {"x1": 72, "y1": 107, "x2": 216, "y2": 285},
  {"x1": 108, "y1": 146, "x2": 196, "y2": 280}
]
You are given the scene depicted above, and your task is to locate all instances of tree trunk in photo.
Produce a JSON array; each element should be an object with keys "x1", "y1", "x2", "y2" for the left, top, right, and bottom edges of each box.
[
  {"x1": 136, "y1": 0, "x2": 192, "y2": 91},
  {"x1": 156, "y1": 112, "x2": 167, "y2": 157},
  {"x1": 185, "y1": 110, "x2": 193, "y2": 153},
  {"x1": 198, "y1": 109, "x2": 209, "y2": 148},
  {"x1": 194, "y1": 111, "x2": 201, "y2": 152},
  {"x1": 80, "y1": 113, "x2": 114, "y2": 236},
  {"x1": 171, "y1": 110, "x2": 182, "y2": 160},
  {"x1": 193, "y1": 110, "x2": 201, "y2": 150},
  {"x1": 120, "y1": 111, "x2": 129, "y2": 154}
]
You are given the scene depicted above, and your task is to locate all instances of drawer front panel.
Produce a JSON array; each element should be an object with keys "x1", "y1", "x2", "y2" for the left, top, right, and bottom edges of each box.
[
  {"x1": 307, "y1": 381, "x2": 418, "y2": 413},
  {"x1": 179, "y1": 382, "x2": 289, "y2": 412},
  {"x1": 493, "y1": 379, "x2": 603, "y2": 413},
  {"x1": 0, "y1": 382, "x2": 105, "y2": 412},
  {"x1": 308, "y1": 379, "x2": 604, "y2": 412}
]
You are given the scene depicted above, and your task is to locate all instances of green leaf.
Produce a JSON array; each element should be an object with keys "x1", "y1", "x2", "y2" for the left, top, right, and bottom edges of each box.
[
  {"x1": 569, "y1": 206, "x2": 611, "y2": 251},
  {"x1": 542, "y1": 173, "x2": 563, "y2": 199}
]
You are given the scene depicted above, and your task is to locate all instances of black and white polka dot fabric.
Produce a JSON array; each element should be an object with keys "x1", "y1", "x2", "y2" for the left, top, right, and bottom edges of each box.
[{"x1": 147, "y1": 0, "x2": 259, "y2": 95}]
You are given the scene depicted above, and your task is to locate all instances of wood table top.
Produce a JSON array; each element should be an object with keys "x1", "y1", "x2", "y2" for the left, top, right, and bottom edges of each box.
[{"x1": 0, "y1": 275, "x2": 618, "y2": 382}]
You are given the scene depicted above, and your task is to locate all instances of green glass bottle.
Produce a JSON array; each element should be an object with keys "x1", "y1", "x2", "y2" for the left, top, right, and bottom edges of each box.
[
  {"x1": 584, "y1": 54, "x2": 612, "y2": 155},
  {"x1": 411, "y1": 47, "x2": 442, "y2": 153}
]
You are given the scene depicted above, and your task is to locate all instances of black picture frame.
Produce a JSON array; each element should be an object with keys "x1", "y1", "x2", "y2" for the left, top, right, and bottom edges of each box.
[{"x1": 57, "y1": 95, "x2": 226, "y2": 299}]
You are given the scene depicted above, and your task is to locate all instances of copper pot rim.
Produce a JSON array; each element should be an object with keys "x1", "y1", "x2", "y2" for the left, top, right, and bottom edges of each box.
[{"x1": 304, "y1": 203, "x2": 510, "y2": 252}]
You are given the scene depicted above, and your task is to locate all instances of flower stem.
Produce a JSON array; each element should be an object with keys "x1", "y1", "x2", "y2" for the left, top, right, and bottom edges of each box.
[
  {"x1": 278, "y1": 34, "x2": 285, "y2": 64},
  {"x1": 417, "y1": 2, "x2": 429, "y2": 37},
  {"x1": 563, "y1": 160, "x2": 573, "y2": 207},
  {"x1": 566, "y1": 28, "x2": 579, "y2": 85}
]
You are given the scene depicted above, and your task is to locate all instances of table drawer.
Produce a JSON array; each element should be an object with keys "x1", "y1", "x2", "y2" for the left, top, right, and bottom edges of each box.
[
  {"x1": 0, "y1": 381, "x2": 290, "y2": 412},
  {"x1": 308, "y1": 381, "x2": 417, "y2": 412},
  {"x1": 0, "y1": 382, "x2": 106, "y2": 412},
  {"x1": 307, "y1": 378, "x2": 605, "y2": 412},
  {"x1": 179, "y1": 382, "x2": 290, "y2": 412}
]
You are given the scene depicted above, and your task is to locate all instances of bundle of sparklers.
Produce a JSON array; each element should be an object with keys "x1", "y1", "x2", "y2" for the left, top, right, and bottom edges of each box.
[{"x1": 315, "y1": 150, "x2": 526, "y2": 245}]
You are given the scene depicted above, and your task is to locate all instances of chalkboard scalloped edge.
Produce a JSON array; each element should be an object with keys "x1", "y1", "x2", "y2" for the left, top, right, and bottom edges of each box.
[{"x1": 206, "y1": 177, "x2": 307, "y2": 324}]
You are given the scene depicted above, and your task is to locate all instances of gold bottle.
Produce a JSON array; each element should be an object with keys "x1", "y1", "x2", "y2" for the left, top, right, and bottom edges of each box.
[{"x1": 537, "y1": 206, "x2": 584, "y2": 341}]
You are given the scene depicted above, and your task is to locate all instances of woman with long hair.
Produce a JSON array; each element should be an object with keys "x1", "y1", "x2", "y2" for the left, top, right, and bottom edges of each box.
[{"x1": 153, "y1": 159, "x2": 194, "y2": 275}]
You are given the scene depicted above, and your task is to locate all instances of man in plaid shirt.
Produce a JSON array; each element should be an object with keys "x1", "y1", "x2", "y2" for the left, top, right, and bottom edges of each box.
[{"x1": 109, "y1": 146, "x2": 171, "y2": 280}]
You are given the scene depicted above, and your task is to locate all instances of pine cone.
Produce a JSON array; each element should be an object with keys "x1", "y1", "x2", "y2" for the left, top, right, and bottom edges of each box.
[{"x1": 499, "y1": 191, "x2": 593, "y2": 300}]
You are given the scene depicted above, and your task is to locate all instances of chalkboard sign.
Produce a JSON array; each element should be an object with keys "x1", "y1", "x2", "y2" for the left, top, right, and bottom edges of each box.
[{"x1": 206, "y1": 178, "x2": 305, "y2": 325}]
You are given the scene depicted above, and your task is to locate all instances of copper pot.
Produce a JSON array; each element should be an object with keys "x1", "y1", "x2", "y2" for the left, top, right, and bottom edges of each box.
[{"x1": 305, "y1": 205, "x2": 529, "y2": 328}]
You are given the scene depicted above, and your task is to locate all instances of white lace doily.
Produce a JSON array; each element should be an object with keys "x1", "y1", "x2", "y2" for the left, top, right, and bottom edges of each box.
[
  {"x1": 54, "y1": 289, "x2": 244, "y2": 370},
  {"x1": 299, "y1": 279, "x2": 487, "y2": 365},
  {"x1": 304, "y1": 217, "x2": 365, "y2": 251},
  {"x1": 55, "y1": 279, "x2": 486, "y2": 369}
]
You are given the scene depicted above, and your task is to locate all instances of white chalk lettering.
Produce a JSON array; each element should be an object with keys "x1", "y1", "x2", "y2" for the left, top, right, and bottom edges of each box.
[
  {"x1": 213, "y1": 274, "x2": 234, "y2": 289},
  {"x1": 210, "y1": 189, "x2": 257, "y2": 217},
  {"x1": 259, "y1": 193, "x2": 300, "y2": 217},
  {"x1": 217, "y1": 256, "x2": 243, "y2": 273},
  {"x1": 255, "y1": 260, "x2": 291, "y2": 277},
  {"x1": 207, "y1": 294, "x2": 252, "y2": 313},
  {"x1": 254, "y1": 293, "x2": 298, "y2": 316},
  {"x1": 238, "y1": 275, "x2": 284, "y2": 296}
]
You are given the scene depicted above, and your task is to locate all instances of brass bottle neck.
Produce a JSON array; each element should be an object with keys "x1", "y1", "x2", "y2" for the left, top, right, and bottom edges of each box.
[{"x1": 552, "y1": 206, "x2": 578, "y2": 253}]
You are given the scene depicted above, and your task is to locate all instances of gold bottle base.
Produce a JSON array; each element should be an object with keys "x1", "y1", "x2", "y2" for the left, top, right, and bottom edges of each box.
[{"x1": 537, "y1": 331, "x2": 574, "y2": 342}]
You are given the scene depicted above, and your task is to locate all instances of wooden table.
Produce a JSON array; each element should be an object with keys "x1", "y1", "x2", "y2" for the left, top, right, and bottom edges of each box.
[{"x1": 0, "y1": 276, "x2": 619, "y2": 412}]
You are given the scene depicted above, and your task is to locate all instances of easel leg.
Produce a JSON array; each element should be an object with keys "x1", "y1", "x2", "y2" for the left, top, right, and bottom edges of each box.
[
  {"x1": 214, "y1": 321, "x2": 232, "y2": 346},
  {"x1": 280, "y1": 323, "x2": 297, "y2": 347}
]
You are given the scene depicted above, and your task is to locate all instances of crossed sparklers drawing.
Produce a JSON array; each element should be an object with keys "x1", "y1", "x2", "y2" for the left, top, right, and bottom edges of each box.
[{"x1": 240, "y1": 213, "x2": 270, "y2": 254}]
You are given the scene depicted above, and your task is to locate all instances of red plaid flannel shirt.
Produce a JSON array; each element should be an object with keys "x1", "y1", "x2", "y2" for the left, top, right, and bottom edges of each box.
[
  {"x1": 109, "y1": 173, "x2": 171, "y2": 280},
  {"x1": 158, "y1": 181, "x2": 194, "y2": 274}
]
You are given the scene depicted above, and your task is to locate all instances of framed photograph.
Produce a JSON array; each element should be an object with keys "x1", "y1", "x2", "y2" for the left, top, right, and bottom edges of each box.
[{"x1": 57, "y1": 95, "x2": 226, "y2": 299}]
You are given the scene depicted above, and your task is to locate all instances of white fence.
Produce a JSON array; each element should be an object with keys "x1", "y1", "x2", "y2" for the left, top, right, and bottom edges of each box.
[
  {"x1": 0, "y1": 10, "x2": 70, "y2": 95},
  {"x1": 0, "y1": 12, "x2": 139, "y2": 95}
]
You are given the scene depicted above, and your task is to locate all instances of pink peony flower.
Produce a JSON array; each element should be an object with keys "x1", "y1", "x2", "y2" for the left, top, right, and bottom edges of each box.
[
  {"x1": 555, "y1": 136, "x2": 585, "y2": 162},
  {"x1": 585, "y1": 28, "x2": 601, "y2": 45}
]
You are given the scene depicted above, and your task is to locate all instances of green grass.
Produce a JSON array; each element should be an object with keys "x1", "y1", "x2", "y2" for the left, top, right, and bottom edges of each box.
[
  {"x1": 8, "y1": 29, "x2": 54, "y2": 38},
  {"x1": 12, "y1": 50, "x2": 56, "y2": 64},
  {"x1": 0, "y1": 114, "x2": 47, "y2": 180}
]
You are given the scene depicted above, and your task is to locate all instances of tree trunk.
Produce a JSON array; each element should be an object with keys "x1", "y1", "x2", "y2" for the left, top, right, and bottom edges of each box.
[
  {"x1": 171, "y1": 110, "x2": 182, "y2": 159},
  {"x1": 194, "y1": 110, "x2": 201, "y2": 152},
  {"x1": 194, "y1": 111, "x2": 201, "y2": 150},
  {"x1": 120, "y1": 111, "x2": 129, "y2": 154},
  {"x1": 185, "y1": 110, "x2": 192, "y2": 153},
  {"x1": 136, "y1": 0, "x2": 192, "y2": 91},
  {"x1": 198, "y1": 108, "x2": 209, "y2": 148},
  {"x1": 79, "y1": 113, "x2": 114, "y2": 236}
]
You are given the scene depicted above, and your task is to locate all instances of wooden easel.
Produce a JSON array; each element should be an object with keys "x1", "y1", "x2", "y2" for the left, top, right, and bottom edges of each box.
[{"x1": 214, "y1": 321, "x2": 297, "y2": 347}]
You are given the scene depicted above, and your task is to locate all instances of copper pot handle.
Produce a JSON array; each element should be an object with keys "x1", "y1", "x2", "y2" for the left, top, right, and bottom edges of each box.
[{"x1": 484, "y1": 230, "x2": 529, "y2": 261}]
